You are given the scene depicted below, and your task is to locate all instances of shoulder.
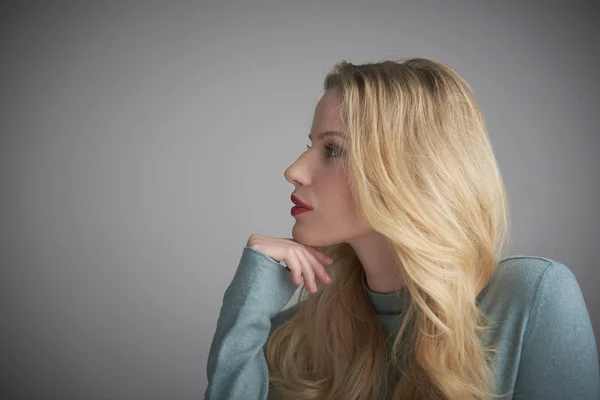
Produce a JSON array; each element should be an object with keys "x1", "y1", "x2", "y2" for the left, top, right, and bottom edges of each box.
[
  {"x1": 491, "y1": 258, "x2": 600, "y2": 398},
  {"x1": 496, "y1": 254, "x2": 569, "y2": 285},
  {"x1": 478, "y1": 255, "x2": 588, "y2": 336},
  {"x1": 478, "y1": 255, "x2": 577, "y2": 307}
]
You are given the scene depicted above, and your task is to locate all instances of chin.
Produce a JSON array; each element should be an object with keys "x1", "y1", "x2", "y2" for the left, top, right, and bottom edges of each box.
[
  {"x1": 291, "y1": 225, "x2": 311, "y2": 244},
  {"x1": 292, "y1": 225, "x2": 336, "y2": 248}
]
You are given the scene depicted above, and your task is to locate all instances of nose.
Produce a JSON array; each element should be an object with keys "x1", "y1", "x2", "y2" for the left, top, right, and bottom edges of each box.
[{"x1": 284, "y1": 153, "x2": 312, "y2": 186}]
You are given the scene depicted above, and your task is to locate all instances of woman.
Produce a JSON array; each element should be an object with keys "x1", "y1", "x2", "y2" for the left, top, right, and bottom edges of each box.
[{"x1": 204, "y1": 58, "x2": 600, "y2": 399}]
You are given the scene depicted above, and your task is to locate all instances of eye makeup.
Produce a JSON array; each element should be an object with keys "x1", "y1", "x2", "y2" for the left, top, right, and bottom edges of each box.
[{"x1": 305, "y1": 142, "x2": 344, "y2": 158}]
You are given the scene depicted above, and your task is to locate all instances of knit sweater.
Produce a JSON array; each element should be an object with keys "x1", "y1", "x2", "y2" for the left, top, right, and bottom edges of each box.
[{"x1": 204, "y1": 246, "x2": 600, "y2": 399}]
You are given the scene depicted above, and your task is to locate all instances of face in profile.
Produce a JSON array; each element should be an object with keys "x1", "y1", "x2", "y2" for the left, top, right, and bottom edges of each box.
[{"x1": 284, "y1": 89, "x2": 372, "y2": 247}]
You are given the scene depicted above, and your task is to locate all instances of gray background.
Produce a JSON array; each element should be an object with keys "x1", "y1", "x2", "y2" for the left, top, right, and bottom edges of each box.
[{"x1": 1, "y1": 1, "x2": 598, "y2": 398}]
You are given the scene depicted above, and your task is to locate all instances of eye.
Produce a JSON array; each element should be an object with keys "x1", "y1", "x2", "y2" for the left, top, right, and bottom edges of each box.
[
  {"x1": 324, "y1": 144, "x2": 343, "y2": 158},
  {"x1": 305, "y1": 143, "x2": 344, "y2": 158}
]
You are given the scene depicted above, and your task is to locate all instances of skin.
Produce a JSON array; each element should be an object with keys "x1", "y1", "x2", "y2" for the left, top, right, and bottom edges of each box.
[{"x1": 284, "y1": 89, "x2": 405, "y2": 294}]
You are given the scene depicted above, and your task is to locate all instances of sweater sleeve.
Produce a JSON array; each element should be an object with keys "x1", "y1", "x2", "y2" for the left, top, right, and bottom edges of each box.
[
  {"x1": 514, "y1": 261, "x2": 600, "y2": 399},
  {"x1": 203, "y1": 246, "x2": 299, "y2": 400}
]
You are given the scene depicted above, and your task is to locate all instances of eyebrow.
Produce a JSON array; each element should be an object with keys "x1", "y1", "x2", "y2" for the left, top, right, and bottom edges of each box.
[{"x1": 308, "y1": 131, "x2": 345, "y2": 141}]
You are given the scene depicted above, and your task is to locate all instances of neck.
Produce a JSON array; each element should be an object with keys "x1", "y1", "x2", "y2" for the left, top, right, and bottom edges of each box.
[{"x1": 347, "y1": 231, "x2": 405, "y2": 294}]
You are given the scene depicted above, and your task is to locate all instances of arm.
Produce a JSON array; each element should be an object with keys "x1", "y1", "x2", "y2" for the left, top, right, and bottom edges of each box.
[
  {"x1": 514, "y1": 261, "x2": 600, "y2": 399},
  {"x1": 204, "y1": 246, "x2": 299, "y2": 400}
]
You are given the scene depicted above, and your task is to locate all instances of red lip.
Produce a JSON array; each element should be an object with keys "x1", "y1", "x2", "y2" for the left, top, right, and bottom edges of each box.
[{"x1": 291, "y1": 194, "x2": 313, "y2": 210}]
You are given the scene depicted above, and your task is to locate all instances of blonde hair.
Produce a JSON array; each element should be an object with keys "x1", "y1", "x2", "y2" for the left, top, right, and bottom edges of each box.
[{"x1": 266, "y1": 57, "x2": 512, "y2": 400}]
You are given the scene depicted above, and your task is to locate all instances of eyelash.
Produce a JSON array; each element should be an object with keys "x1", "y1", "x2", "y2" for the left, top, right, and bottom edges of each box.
[{"x1": 306, "y1": 143, "x2": 343, "y2": 158}]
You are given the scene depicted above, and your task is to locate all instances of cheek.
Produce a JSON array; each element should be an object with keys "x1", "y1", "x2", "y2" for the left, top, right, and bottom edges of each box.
[
  {"x1": 292, "y1": 175, "x2": 370, "y2": 245},
  {"x1": 321, "y1": 181, "x2": 357, "y2": 219},
  {"x1": 330, "y1": 196, "x2": 355, "y2": 217},
  {"x1": 318, "y1": 192, "x2": 370, "y2": 242}
]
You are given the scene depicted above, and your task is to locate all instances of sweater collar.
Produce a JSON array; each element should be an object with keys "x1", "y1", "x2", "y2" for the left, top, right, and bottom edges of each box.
[{"x1": 361, "y1": 272, "x2": 409, "y2": 315}]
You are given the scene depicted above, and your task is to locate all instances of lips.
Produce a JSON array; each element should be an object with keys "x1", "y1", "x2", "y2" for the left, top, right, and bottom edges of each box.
[{"x1": 291, "y1": 194, "x2": 312, "y2": 210}]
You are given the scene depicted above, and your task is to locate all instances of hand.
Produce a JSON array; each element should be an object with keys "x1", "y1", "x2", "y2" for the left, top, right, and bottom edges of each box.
[{"x1": 246, "y1": 234, "x2": 334, "y2": 293}]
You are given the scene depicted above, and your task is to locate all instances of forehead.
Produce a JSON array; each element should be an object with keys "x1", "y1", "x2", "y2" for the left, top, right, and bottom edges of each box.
[{"x1": 313, "y1": 89, "x2": 344, "y2": 132}]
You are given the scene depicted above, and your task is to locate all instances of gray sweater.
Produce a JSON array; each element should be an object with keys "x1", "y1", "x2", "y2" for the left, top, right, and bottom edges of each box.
[{"x1": 204, "y1": 246, "x2": 600, "y2": 399}]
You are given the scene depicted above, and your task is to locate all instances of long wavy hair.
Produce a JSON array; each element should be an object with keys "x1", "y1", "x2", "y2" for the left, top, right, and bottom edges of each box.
[{"x1": 265, "y1": 57, "x2": 512, "y2": 400}]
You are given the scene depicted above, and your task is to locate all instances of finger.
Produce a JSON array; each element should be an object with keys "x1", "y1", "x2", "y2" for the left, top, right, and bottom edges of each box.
[
  {"x1": 300, "y1": 256, "x2": 319, "y2": 293},
  {"x1": 306, "y1": 246, "x2": 334, "y2": 266},
  {"x1": 300, "y1": 264, "x2": 317, "y2": 294},
  {"x1": 296, "y1": 249, "x2": 319, "y2": 293},
  {"x1": 302, "y1": 247, "x2": 332, "y2": 284},
  {"x1": 285, "y1": 251, "x2": 303, "y2": 286}
]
